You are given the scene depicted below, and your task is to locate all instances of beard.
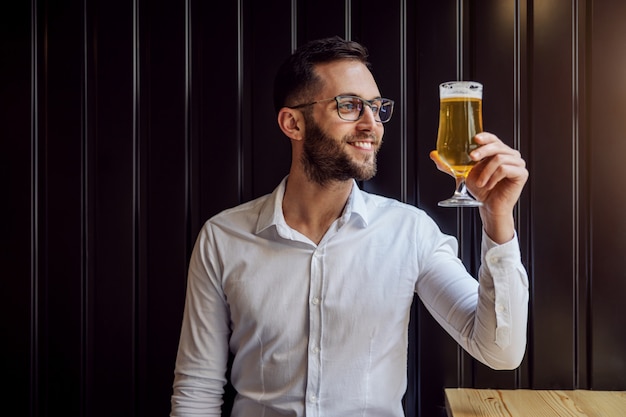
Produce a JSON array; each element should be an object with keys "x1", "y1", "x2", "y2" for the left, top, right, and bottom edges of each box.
[{"x1": 301, "y1": 115, "x2": 381, "y2": 186}]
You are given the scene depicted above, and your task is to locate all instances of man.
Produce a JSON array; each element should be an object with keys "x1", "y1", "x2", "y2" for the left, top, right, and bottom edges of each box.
[{"x1": 171, "y1": 36, "x2": 529, "y2": 416}]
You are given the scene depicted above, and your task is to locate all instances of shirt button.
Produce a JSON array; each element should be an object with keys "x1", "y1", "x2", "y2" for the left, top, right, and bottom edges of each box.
[
  {"x1": 309, "y1": 394, "x2": 318, "y2": 403},
  {"x1": 312, "y1": 346, "x2": 320, "y2": 354},
  {"x1": 496, "y1": 304, "x2": 505, "y2": 313},
  {"x1": 311, "y1": 297, "x2": 320, "y2": 306}
]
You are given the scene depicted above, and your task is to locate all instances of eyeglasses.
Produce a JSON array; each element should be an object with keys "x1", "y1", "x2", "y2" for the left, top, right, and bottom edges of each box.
[{"x1": 288, "y1": 95, "x2": 395, "y2": 123}]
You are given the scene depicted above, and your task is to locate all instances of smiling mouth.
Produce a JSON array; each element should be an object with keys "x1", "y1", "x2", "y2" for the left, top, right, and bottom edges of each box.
[{"x1": 350, "y1": 141, "x2": 374, "y2": 150}]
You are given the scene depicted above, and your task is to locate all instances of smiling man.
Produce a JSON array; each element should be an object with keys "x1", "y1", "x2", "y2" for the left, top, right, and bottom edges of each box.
[{"x1": 170, "y1": 36, "x2": 529, "y2": 417}]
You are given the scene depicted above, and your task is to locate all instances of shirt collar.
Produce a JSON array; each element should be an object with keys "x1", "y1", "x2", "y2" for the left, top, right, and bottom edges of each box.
[{"x1": 256, "y1": 176, "x2": 369, "y2": 236}]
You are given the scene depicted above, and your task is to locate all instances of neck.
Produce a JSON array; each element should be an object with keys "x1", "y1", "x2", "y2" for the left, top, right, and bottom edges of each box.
[{"x1": 282, "y1": 171, "x2": 353, "y2": 244}]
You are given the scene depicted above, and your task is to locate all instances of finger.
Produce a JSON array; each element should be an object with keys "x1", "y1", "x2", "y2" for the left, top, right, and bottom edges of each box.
[
  {"x1": 471, "y1": 133, "x2": 519, "y2": 161},
  {"x1": 472, "y1": 155, "x2": 528, "y2": 190},
  {"x1": 474, "y1": 132, "x2": 500, "y2": 144},
  {"x1": 482, "y1": 164, "x2": 522, "y2": 191},
  {"x1": 472, "y1": 150, "x2": 526, "y2": 182}
]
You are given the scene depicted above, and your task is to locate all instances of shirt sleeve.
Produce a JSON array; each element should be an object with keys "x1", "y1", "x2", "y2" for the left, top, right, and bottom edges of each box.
[
  {"x1": 415, "y1": 228, "x2": 529, "y2": 370},
  {"x1": 171, "y1": 224, "x2": 231, "y2": 416}
]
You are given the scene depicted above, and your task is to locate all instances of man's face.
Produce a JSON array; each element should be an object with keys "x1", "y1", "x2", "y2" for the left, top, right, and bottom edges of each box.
[{"x1": 300, "y1": 60, "x2": 386, "y2": 186}]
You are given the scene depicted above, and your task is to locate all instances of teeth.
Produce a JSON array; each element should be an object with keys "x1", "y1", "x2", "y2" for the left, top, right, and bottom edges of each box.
[{"x1": 352, "y1": 141, "x2": 373, "y2": 149}]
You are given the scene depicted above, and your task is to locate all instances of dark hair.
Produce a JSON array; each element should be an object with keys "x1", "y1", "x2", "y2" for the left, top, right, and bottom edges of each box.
[{"x1": 273, "y1": 36, "x2": 371, "y2": 114}]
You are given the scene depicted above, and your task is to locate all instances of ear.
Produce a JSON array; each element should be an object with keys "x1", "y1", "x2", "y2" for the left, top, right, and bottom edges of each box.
[{"x1": 277, "y1": 108, "x2": 305, "y2": 141}]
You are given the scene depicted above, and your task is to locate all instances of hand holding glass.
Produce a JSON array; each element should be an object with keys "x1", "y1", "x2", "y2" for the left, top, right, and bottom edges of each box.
[{"x1": 436, "y1": 81, "x2": 483, "y2": 207}]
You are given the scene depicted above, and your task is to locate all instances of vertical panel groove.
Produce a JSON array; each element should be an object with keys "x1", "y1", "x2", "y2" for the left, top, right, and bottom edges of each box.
[
  {"x1": 237, "y1": 0, "x2": 244, "y2": 201},
  {"x1": 132, "y1": 0, "x2": 140, "y2": 412},
  {"x1": 345, "y1": 0, "x2": 352, "y2": 40},
  {"x1": 30, "y1": 0, "x2": 40, "y2": 415},
  {"x1": 524, "y1": 0, "x2": 537, "y2": 387},
  {"x1": 290, "y1": 0, "x2": 297, "y2": 50},
  {"x1": 454, "y1": 0, "x2": 464, "y2": 250},
  {"x1": 513, "y1": 0, "x2": 523, "y2": 389},
  {"x1": 456, "y1": 0, "x2": 464, "y2": 80},
  {"x1": 81, "y1": 0, "x2": 89, "y2": 414},
  {"x1": 571, "y1": 0, "x2": 582, "y2": 389},
  {"x1": 185, "y1": 0, "x2": 192, "y2": 270},
  {"x1": 580, "y1": 1, "x2": 593, "y2": 389},
  {"x1": 399, "y1": 0, "x2": 407, "y2": 203},
  {"x1": 455, "y1": 0, "x2": 466, "y2": 388},
  {"x1": 514, "y1": 0, "x2": 521, "y2": 152}
]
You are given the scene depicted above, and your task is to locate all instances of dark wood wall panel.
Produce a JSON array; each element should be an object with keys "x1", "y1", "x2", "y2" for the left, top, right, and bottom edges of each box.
[
  {"x1": 359, "y1": 0, "x2": 406, "y2": 202},
  {"x1": 589, "y1": 0, "x2": 626, "y2": 390},
  {"x1": 39, "y1": 1, "x2": 86, "y2": 415},
  {"x1": 247, "y1": 0, "x2": 292, "y2": 198},
  {"x1": 414, "y1": 1, "x2": 459, "y2": 232},
  {"x1": 139, "y1": 0, "x2": 190, "y2": 414},
  {"x1": 299, "y1": 0, "x2": 347, "y2": 41},
  {"x1": 1, "y1": 0, "x2": 37, "y2": 415},
  {"x1": 413, "y1": 3, "x2": 464, "y2": 416},
  {"x1": 530, "y1": 0, "x2": 578, "y2": 389},
  {"x1": 3, "y1": 1, "x2": 626, "y2": 416},
  {"x1": 190, "y1": 0, "x2": 242, "y2": 226},
  {"x1": 90, "y1": 0, "x2": 136, "y2": 414},
  {"x1": 471, "y1": 0, "x2": 521, "y2": 390}
]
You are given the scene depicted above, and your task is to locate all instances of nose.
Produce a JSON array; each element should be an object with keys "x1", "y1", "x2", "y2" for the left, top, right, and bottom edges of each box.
[{"x1": 358, "y1": 104, "x2": 378, "y2": 127}]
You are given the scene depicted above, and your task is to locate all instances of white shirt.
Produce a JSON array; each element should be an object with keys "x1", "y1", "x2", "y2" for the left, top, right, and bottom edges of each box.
[{"x1": 171, "y1": 177, "x2": 529, "y2": 417}]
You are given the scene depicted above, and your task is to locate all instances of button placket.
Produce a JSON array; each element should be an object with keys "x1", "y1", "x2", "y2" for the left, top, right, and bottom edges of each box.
[{"x1": 305, "y1": 247, "x2": 324, "y2": 416}]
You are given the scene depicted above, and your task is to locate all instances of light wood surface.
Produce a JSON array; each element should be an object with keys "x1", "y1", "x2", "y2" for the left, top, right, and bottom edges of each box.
[{"x1": 445, "y1": 388, "x2": 626, "y2": 417}]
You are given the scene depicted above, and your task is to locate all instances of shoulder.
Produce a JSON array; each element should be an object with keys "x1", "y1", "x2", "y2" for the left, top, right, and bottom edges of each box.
[
  {"x1": 355, "y1": 188, "x2": 443, "y2": 233},
  {"x1": 359, "y1": 188, "x2": 428, "y2": 218},
  {"x1": 203, "y1": 193, "x2": 272, "y2": 232}
]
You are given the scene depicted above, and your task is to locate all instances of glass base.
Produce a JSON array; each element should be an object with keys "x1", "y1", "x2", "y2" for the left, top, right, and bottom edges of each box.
[
  {"x1": 438, "y1": 177, "x2": 483, "y2": 207},
  {"x1": 438, "y1": 194, "x2": 483, "y2": 207}
]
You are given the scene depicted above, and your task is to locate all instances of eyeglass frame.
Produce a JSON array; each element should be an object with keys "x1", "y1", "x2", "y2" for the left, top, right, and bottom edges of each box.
[{"x1": 287, "y1": 95, "x2": 395, "y2": 123}]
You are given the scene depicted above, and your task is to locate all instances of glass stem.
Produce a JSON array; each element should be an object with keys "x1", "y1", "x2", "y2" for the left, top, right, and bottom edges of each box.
[{"x1": 454, "y1": 176, "x2": 469, "y2": 197}]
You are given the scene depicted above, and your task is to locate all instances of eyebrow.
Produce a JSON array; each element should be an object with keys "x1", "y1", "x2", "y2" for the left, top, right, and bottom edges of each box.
[{"x1": 336, "y1": 94, "x2": 384, "y2": 100}]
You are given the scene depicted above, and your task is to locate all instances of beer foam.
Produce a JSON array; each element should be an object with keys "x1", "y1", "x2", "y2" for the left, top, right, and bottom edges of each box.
[{"x1": 440, "y1": 81, "x2": 483, "y2": 99}]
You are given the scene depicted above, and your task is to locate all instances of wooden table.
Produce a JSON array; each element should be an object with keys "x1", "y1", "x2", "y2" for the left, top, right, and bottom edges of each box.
[{"x1": 445, "y1": 388, "x2": 626, "y2": 417}]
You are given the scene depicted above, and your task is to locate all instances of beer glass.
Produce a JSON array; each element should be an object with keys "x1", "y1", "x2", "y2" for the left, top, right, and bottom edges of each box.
[{"x1": 436, "y1": 81, "x2": 483, "y2": 207}]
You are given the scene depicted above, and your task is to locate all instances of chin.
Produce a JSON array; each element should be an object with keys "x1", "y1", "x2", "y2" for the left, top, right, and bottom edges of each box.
[{"x1": 355, "y1": 168, "x2": 377, "y2": 182}]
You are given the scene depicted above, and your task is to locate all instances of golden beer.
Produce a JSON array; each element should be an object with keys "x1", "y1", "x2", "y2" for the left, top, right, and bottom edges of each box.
[
  {"x1": 436, "y1": 97, "x2": 483, "y2": 177},
  {"x1": 436, "y1": 81, "x2": 483, "y2": 207}
]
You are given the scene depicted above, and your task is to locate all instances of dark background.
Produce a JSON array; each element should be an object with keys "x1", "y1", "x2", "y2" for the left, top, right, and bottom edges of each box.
[{"x1": 2, "y1": 0, "x2": 626, "y2": 416}]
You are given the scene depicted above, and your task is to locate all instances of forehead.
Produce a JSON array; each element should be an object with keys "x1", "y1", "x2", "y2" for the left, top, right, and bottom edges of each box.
[{"x1": 313, "y1": 60, "x2": 381, "y2": 99}]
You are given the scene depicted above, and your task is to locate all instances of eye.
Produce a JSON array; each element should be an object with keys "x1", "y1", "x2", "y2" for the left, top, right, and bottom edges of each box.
[
  {"x1": 338, "y1": 103, "x2": 353, "y2": 111},
  {"x1": 338, "y1": 100, "x2": 360, "y2": 112}
]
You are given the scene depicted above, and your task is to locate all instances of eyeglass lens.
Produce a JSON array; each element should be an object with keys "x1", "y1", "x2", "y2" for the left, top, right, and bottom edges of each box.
[{"x1": 336, "y1": 96, "x2": 394, "y2": 123}]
